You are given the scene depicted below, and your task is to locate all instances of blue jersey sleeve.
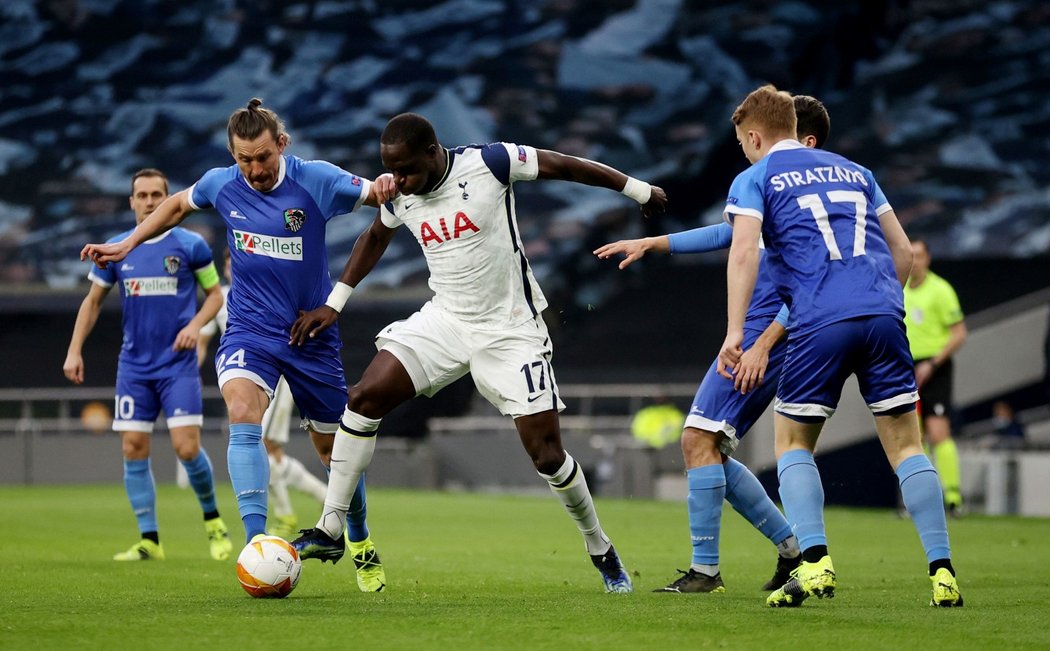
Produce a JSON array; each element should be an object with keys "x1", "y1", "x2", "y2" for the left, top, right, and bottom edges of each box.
[
  {"x1": 667, "y1": 223, "x2": 732, "y2": 254},
  {"x1": 183, "y1": 232, "x2": 214, "y2": 270},
  {"x1": 774, "y1": 303, "x2": 790, "y2": 328},
  {"x1": 87, "y1": 231, "x2": 128, "y2": 286},
  {"x1": 295, "y1": 158, "x2": 368, "y2": 220},
  {"x1": 89, "y1": 261, "x2": 115, "y2": 286},
  {"x1": 724, "y1": 162, "x2": 767, "y2": 223},
  {"x1": 189, "y1": 167, "x2": 236, "y2": 210}
]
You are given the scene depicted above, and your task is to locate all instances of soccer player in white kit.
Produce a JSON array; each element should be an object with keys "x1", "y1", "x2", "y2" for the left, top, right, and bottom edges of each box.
[{"x1": 289, "y1": 113, "x2": 667, "y2": 593}]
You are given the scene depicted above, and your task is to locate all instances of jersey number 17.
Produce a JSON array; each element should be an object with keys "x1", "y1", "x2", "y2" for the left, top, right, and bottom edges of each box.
[{"x1": 796, "y1": 191, "x2": 869, "y2": 261}]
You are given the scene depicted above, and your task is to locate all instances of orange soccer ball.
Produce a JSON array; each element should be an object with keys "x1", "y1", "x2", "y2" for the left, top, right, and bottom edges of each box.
[{"x1": 235, "y1": 535, "x2": 302, "y2": 598}]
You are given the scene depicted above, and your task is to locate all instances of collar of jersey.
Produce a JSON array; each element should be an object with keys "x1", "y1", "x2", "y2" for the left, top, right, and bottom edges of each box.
[
  {"x1": 420, "y1": 148, "x2": 454, "y2": 196},
  {"x1": 144, "y1": 230, "x2": 172, "y2": 244},
  {"x1": 241, "y1": 155, "x2": 287, "y2": 194},
  {"x1": 767, "y1": 139, "x2": 805, "y2": 155}
]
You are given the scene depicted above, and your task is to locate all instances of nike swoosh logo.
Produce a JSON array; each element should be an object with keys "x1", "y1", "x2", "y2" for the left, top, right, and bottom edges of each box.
[
  {"x1": 527, "y1": 395, "x2": 542, "y2": 403},
  {"x1": 330, "y1": 458, "x2": 346, "y2": 463}
]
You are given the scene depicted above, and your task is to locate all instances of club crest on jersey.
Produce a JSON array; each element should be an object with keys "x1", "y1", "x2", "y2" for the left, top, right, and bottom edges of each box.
[
  {"x1": 163, "y1": 256, "x2": 180, "y2": 275},
  {"x1": 517, "y1": 145, "x2": 527, "y2": 162},
  {"x1": 420, "y1": 212, "x2": 480, "y2": 247},
  {"x1": 283, "y1": 208, "x2": 306, "y2": 232},
  {"x1": 459, "y1": 181, "x2": 469, "y2": 200}
]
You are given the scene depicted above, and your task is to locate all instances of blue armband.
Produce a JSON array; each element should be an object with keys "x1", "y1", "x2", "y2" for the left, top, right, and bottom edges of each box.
[
  {"x1": 774, "y1": 304, "x2": 790, "y2": 328},
  {"x1": 667, "y1": 223, "x2": 732, "y2": 254}
]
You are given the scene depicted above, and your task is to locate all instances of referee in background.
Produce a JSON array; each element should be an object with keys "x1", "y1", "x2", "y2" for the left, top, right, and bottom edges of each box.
[{"x1": 904, "y1": 239, "x2": 968, "y2": 515}]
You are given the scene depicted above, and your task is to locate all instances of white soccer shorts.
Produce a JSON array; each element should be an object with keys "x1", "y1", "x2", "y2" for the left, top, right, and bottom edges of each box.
[{"x1": 376, "y1": 301, "x2": 566, "y2": 418}]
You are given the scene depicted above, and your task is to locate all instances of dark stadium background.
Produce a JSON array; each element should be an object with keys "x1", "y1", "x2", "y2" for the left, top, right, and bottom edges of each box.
[{"x1": 1, "y1": 0, "x2": 1048, "y2": 505}]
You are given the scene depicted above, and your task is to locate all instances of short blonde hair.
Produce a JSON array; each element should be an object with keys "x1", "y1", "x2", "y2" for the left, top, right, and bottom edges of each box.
[{"x1": 731, "y1": 84, "x2": 796, "y2": 136}]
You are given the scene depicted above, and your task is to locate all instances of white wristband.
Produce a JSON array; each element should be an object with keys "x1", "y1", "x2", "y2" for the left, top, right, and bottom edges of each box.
[
  {"x1": 324, "y1": 282, "x2": 354, "y2": 313},
  {"x1": 621, "y1": 176, "x2": 651, "y2": 204}
]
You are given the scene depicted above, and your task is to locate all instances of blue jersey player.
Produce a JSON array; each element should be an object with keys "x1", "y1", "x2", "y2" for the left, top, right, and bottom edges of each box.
[
  {"x1": 592, "y1": 97, "x2": 833, "y2": 593},
  {"x1": 82, "y1": 100, "x2": 396, "y2": 592},
  {"x1": 719, "y1": 85, "x2": 962, "y2": 608},
  {"x1": 65, "y1": 168, "x2": 232, "y2": 562}
]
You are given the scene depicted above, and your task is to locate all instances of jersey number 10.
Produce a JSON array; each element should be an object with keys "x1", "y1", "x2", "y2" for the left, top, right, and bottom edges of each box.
[{"x1": 796, "y1": 191, "x2": 868, "y2": 261}]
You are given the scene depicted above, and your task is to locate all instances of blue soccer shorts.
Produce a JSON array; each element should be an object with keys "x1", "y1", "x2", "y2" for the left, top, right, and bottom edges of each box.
[
  {"x1": 216, "y1": 330, "x2": 347, "y2": 434},
  {"x1": 686, "y1": 327, "x2": 786, "y2": 454},
  {"x1": 774, "y1": 315, "x2": 918, "y2": 421},
  {"x1": 113, "y1": 374, "x2": 203, "y2": 433}
]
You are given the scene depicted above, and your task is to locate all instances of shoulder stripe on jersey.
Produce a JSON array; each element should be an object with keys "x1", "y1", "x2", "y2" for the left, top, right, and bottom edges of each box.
[
  {"x1": 480, "y1": 144, "x2": 510, "y2": 185},
  {"x1": 448, "y1": 143, "x2": 511, "y2": 185}
]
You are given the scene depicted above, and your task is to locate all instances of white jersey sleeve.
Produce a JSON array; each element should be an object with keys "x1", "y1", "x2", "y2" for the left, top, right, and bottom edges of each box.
[{"x1": 501, "y1": 143, "x2": 539, "y2": 183}]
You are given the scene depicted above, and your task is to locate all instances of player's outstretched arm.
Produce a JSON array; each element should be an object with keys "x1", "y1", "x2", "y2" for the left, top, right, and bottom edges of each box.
[
  {"x1": 879, "y1": 209, "x2": 913, "y2": 286},
  {"x1": 289, "y1": 213, "x2": 398, "y2": 346},
  {"x1": 595, "y1": 223, "x2": 733, "y2": 270},
  {"x1": 593, "y1": 236, "x2": 669, "y2": 270},
  {"x1": 535, "y1": 149, "x2": 667, "y2": 219},
  {"x1": 81, "y1": 190, "x2": 196, "y2": 268},
  {"x1": 63, "y1": 282, "x2": 110, "y2": 385}
]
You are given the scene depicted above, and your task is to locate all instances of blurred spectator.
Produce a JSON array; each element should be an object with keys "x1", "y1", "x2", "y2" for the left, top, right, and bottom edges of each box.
[
  {"x1": 984, "y1": 400, "x2": 1026, "y2": 450},
  {"x1": 630, "y1": 394, "x2": 684, "y2": 449}
]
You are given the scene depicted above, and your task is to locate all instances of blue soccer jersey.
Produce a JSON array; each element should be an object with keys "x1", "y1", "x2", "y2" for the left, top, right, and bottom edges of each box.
[
  {"x1": 188, "y1": 155, "x2": 371, "y2": 346},
  {"x1": 89, "y1": 227, "x2": 217, "y2": 379},
  {"x1": 724, "y1": 140, "x2": 902, "y2": 335}
]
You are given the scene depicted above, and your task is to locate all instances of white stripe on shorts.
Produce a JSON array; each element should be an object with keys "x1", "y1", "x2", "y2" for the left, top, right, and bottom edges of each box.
[
  {"x1": 773, "y1": 398, "x2": 835, "y2": 419},
  {"x1": 868, "y1": 391, "x2": 918, "y2": 414}
]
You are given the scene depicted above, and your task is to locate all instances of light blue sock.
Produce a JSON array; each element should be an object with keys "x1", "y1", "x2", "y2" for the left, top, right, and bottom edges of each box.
[
  {"x1": 180, "y1": 448, "x2": 218, "y2": 514},
  {"x1": 896, "y1": 454, "x2": 951, "y2": 562},
  {"x1": 346, "y1": 475, "x2": 370, "y2": 543},
  {"x1": 777, "y1": 449, "x2": 827, "y2": 551},
  {"x1": 124, "y1": 458, "x2": 157, "y2": 535},
  {"x1": 724, "y1": 457, "x2": 793, "y2": 545},
  {"x1": 228, "y1": 423, "x2": 268, "y2": 541},
  {"x1": 687, "y1": 464, "x2": 726, "y2": 566}
]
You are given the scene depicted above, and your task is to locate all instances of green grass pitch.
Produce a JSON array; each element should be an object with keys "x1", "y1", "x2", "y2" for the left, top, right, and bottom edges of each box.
[{"x1": 2, "y1": 484, "x2": 1049, "y2": 650}]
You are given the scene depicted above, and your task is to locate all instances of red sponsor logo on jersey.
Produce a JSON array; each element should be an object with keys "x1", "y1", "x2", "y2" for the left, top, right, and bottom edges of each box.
[{"x1": 419, "y1": 212, "x2": 480, "y2": 247}]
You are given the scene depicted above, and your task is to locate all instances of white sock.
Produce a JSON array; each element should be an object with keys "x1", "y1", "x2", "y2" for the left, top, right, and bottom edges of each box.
[
  {"x1": 539, "y1": 453, "x2": 610, "y2": 556},
  {"x1": 284, "y1": 455, "x2": 328, "y2": 503},
  {"x1": 316, "y1": 408, "x2": 379, "y2": 538},
  {"x1": 777, "y1": 534, "x2": 801, "y2": 559},
  {"x1": 690, "y1": 563, "x2": 719, "y2": 577},
  {"x1": 268, "y1": 454, "x2": 294, "y2": 518}
]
